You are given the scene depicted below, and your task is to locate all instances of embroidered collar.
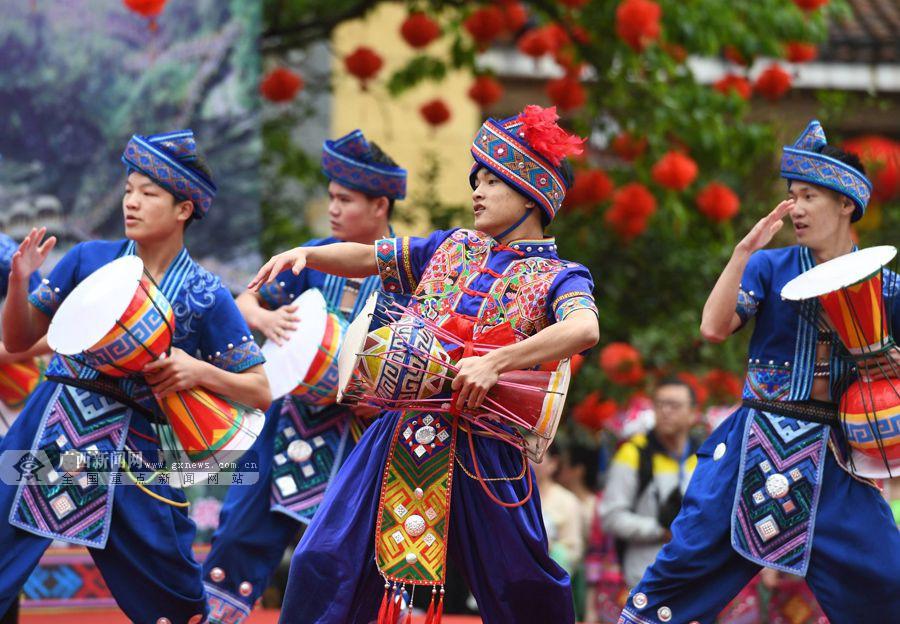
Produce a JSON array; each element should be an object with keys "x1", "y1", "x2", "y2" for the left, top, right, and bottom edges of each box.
[{"x1": 502, "y1": 237, "x2": 557, "y2": 254}]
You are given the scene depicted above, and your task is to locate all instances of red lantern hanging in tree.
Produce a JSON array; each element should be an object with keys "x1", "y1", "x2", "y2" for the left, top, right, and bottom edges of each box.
[
  {"x1": 420, "y1": 99, "x2": 451, "y2": 127},
  {"x1": 544, "y1": 23, "x2": 571, "y2": 51},
  {"x1": 600, "y1": 342, "x2": 645, "y2": 385},
  {"x1": 498, "y1": 0, "x2": 529, "y2": 34},
  {"x1": 677, "y1": 372, "x2": 709, "y2": 407},
  {"x1": 517, "y1": 28, "x2": 554, "y2": 58},
  {"x1": 754, "y1": 64, "x2": 792, "y2": 101},
  {"x1": 704, "y1": 369, "x2": 744, "y2": 404},
  {"x1": 464, "y1": 6, "x2": 505, "y2": 49},
  {"x1": 611, "y1": 132, "x2": 648, "y2": 161},
  {"x1": 123, "y1": 0, "x2": 167, "y2": 32},
  {"x1": 792, "y1": 0, "x2": 829, "y2": 11},
  {"x1": 606, "y1": 182, "x2": 657, "y2": 240},
  {"x1": 344, "y1": 46, "x2": 384, "y2": 90},
  {"x1": 713, "y1": 74, "x2": 752, "y2": 100},
  {"x1": 784, "y1": 41, "x2": 818, "y2": 63},
  {"x1": 564, "y1": 169, "x2": 615, "y2": 212},
  {"x1": 546, "y1": 75, "x2": 587, "y2": 111},
  {"x1": 652, "y1": 151, "x2": 699, "y2": 191},
  {"x1": 841, "y1": 136, "x2": 900, "y2": 203},
  {"x1": 696, "y1": 182, "x2": 740, "y2": 223},
  {"x1": 569, "y1": 24, "x2": 591, "y2": 44},
  {"x1": 400, "y1": 12, "x2": 441, "y2": 49},
  {"x1": 615, "y1": 0, "x2": 662, "y2": 52},
  {"x1": 260, "y1": 67, "x2": 304, "y2": 103},
  {"x1": 468, "y1": 75, "x2": 504, "y2": 108},
  {"x1": 572, "y1": 391, "x2": 619, "y2": 432}
]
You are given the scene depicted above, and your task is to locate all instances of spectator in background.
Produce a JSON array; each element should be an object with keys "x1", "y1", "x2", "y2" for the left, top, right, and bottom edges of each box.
[
  {"x1": 600, "y1": 377, "x2": 700, "y2": 588},
  {"x1": 557, "y1": 440, "x2": 601, "y2": 541},
  {"x1": 556, "y1": 440, "x2": 601, "y2": 620},
  {"x1": 533, "y1": 446, "x2": 584, "y2": 577}
]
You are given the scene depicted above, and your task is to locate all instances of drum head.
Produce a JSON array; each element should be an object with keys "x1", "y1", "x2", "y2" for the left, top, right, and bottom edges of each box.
[
  {"x1": 337, "y1": 292, "x2": 379, "y2": 402},
  {"x1": 847, "y1": 449, "x2": 900, "y2": 480},
  {"x1": 48, "y1": 256, "x2": 144, "y2": 355},
  {"x1": 781, "y1": 246, "x2": 897, "y2": 301},
  {"x1": 261, "y1": 289, "x2": 329, "y2": 400}
]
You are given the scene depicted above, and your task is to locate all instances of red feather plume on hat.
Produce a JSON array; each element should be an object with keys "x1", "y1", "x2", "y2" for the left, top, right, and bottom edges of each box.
[{"x1": 517, "y1": 105, "x2": 585, "y2": 167}]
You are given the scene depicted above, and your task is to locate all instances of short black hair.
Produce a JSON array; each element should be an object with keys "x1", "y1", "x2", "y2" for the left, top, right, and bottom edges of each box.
[
  {"x1": 655, "y1": 376, "x2": 697, "y2": 405},
  {"x1": 816, "y1": 144, "x2": 866, "y2": 176},
  {"x1": 562, "y1": 440, "x2": 600, "y2": 491},
  {"x1": 367, "y1": 141, "x2": 400, "y2": 217},
  {"x1": 178, "y1": 152, "x2": 213, "y2": 230}
]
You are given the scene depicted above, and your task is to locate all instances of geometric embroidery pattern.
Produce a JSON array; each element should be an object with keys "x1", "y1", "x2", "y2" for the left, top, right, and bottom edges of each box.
[
  {"x1": 375, "y1": 238, "x2": 404, "y2": 295},
  {"x1": 472, "y1": 117, "x2": 567, "y2": 223},
  {"x1": 269, "y1": 398, "x2": 356, "y2": 524},
  {"x1": 30, "y1": 280, "x2": 64, "y2": 317},
  {"x1": 122, "y1": 130, "x2": 217, "y2": 219},
  {"x1": 731, "y1": 409, "x2": 828, "y2": 575},
  {"x1": 736, "y1": 287, "x2": 759, "y2": 324},
  {"x1": 211, "y1": 341, "x2": 264, "y2": 374},
  {"x1": 10, "y1": 385, "x2": 131, "y2": 548},
  {"x1": 782, "y1": 148, "x2": 871, "y2": 215},
  {"x1": 322, "y1": 130, "x2": 407, "y2": 201},
  {"x1": 23, "y1": 557, "x2": 114, "y2": 607},
  {"x1": 375, "y1": 412, "x2": 457, "y2": 585},
  {"x1": 205, "y1": 583, "x2": 251, "y2": 624},
  {"x1": 617, "y1": 606, "x2": 658, "y2": 624},
  {"x1": 409, "y1": 230, "x2": 582, "y2": 340},
  {"x1": 553, "y1": 292, "x2": 596, "y2": 322},
  {"x1": 743, "y1": 364, "x2": 792, "y2": 402},
  {"x1": 781, "y1": 120, "x2": 871, "y2": 219}
]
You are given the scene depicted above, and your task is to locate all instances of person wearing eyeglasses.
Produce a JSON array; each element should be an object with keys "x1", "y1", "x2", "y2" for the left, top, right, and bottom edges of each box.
[{"x1": 600, "y1": 377, "x2": 699, "y2": 589}]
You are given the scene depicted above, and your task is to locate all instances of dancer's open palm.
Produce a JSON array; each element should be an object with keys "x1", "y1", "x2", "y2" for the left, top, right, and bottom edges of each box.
[
  {"x1": 248, "y1": 248, "x2": 307, "y2": 291},
  {"x1": 737, "y1": 199, "x2": 793, "y2": 254},
  {"x1": 11, "y1": 227, "x2": 56, "y2": 283}
]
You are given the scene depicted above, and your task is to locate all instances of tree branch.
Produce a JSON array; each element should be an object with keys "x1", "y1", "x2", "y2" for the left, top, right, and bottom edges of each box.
[{"x1": 261, "y1": 0, "x2": 381, "y2": 53}]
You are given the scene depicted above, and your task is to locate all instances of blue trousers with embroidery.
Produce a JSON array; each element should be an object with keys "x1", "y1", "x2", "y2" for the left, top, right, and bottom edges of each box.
[
  {"x1": 202, "y1": 398, "x2": 302, "y2": 623},
  {"x1": 618, "y1": 405, "x2": 900, "y2": 624},
  {"x1": 279, "y1": 411, "x2": 575, "y2": 624},
  {"x1": 0, "y1": 383, "x2": 208, "y2": 624}
]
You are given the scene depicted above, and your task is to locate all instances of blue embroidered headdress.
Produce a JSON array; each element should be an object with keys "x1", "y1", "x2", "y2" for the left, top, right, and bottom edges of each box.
[
  {"x1": 470, "y1": 105, "x2": 584, "y2": 225},
  {"x1": 780, "y1": 120, "x2": 872, "y2": 222},
  {"x1": 321, "y1": 130, "x2": 407, "y2": 200},
  {"x1": 121, "y1": 129, "x2": 217, "y2": 220}
]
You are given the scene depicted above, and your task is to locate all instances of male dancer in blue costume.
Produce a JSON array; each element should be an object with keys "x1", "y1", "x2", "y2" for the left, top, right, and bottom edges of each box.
[
  {"x1": 202, "y1": 130, "x2": 406, "y2": 623},
  {"x1": 0, "y1": 130, "x2": 270, "y2": 624},
  {"x1": 251, "y1": 105, "x2": 601, "y2": 624},
  {"x1": 617, "y1": 121, "x2": 900, "y2": 624}
]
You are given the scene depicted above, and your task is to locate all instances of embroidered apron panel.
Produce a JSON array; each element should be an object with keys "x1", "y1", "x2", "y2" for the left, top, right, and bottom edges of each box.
[
  {"x1": 731, "y1": 409, "x2": 828, "y2": 575},
  {"x1": 9, "y1": 384, "x2": 131, "y2": 548},
  {"x1": 375, "y1": 412, "x2": 456, "y2": 585},
  {"x1": 269, "y1": 397, "x2": 358, "y2": 522}
]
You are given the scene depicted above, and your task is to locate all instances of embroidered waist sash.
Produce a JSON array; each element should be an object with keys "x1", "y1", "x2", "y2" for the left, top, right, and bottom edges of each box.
[{"x1": 741, "y1": 398, "x2": 839, "y2": 427}]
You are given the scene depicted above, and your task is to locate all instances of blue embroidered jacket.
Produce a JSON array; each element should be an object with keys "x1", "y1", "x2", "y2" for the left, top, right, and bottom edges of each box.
[{"x1": 737, "y1": 245, "x2": 900, "y2": 403}]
